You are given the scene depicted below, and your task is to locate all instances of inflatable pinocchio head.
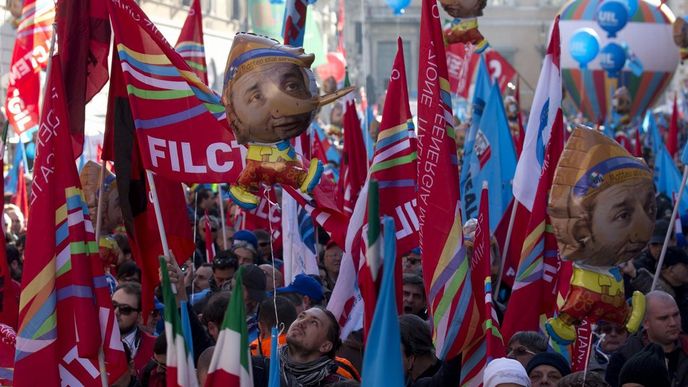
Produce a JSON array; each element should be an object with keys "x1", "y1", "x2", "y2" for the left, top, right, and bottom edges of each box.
[
  {"x1": 548, "y1": 127, "x2": 656, "y2": 267},
  {"x1": 222, "y1": 33, "x2": 353, "y2": 144}
]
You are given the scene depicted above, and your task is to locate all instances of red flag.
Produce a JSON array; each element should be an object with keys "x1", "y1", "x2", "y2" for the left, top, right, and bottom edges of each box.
[
  {"x1": 14, "y1": 55, "x2": 128, "y2": 386},
  {"x1": 460, "y1": 182, "x2": 505, "y2": 385},
  {"x1": 242, "y1": 188, "x2": 283, "y2": 254},
  {"x1": 4, "y1": 0, "x2": 54, "y2": 134},
  {"x1": 337, "y1": 100, "x2": 368, "y2": 216},
  {"x1": 634, "y1": 126, "x2": 643, "y2": 157},
  {"x1": 514, "y1": 77, "x2": 525, "y2": 157},
  {"x1": 501, "y1": 110, "x2": 565, "y2": 343},
  {"x1": 0, "y1": 324, "x2": 15, "y2": 385},
  {"x1": 11, "y1": 164, "x2": 28, "y2": 221},
  {"x1": 56, "y1": 0, "x2": 111, "y2": 157},
  {"x1": 418, "y1": 0, "x2": 467, "y2": 359},
  {"x1": 175, "y1": 0, "x2": 208, "y2": 85},
  {"x1": 0, "y1": 131, "x2": 18, "y2": 331},
  {"x1": 571, "y1": 319, "x2": 594, "y2": 372},
  {"x1": 668, "y1": 93, "x2": 679, "y2": 156},
  {"x1": 446, "y1": 43, "x2": 517, "y2": 99},
  {"x1": 204, "y1": 212, "x2": 216, "y2": 262}
]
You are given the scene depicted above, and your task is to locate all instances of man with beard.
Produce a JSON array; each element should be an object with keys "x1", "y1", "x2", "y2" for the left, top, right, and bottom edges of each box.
[{"x1": 112, "y1": 282, "x2": 155, "y2": 377}]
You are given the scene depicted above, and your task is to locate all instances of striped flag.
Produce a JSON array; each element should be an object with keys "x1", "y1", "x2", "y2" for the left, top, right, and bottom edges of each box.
[
  {"x1": 206, "y1": 267, "x2": 253, "y2": 387},
  {"x1": 512, "y1": 16, "x2": 562, "y2": 212},
  {"x1": 459, "y1": 182, "x2": 505, "y2": 386},
  {"x1": 5, "y1": 0, "x2": 54, "y2": 134},
  {"x1": 175, "y1": 0, "x2": 208, "y2": 85},
  {"x1": 14, "y1": 56, "x2": 128, "y2": 386},
  {"x1": 501, "y1": 110, "x2": 565, "y2": 343},
  {"x1": 282, "y1": 0, "x2": 313, "y2": 47},
  {"x1": 417, "y1": 0, "x2": 467, "y2": 360},
  {"x1": 160, "y1": 257, "x2": 198, "y2": 387}
]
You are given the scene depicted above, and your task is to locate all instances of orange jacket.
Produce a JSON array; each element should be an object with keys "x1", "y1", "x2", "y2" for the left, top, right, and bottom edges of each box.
[{"x1": 250, "y1": 333, "x2": 287, "y2": 357}]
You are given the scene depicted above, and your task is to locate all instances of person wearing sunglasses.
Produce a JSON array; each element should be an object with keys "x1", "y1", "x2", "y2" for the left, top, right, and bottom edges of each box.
[
  {"x1": 588, "y1": 321, "x2": 629, "y2": 375},
  {"x1": 112, "y1": 282, "x2": 156, "y2": 378},
  {"x1": 402, "y1": 248, "x2": 422, "y2": 275},
  {"x1": 506, "y1": 331, "x2": 548, "y2": 368}
]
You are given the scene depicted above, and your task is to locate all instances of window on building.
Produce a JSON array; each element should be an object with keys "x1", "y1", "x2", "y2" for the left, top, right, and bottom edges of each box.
[{"x1": 375, "y1": 40, "x2": 415, "y2": 97}]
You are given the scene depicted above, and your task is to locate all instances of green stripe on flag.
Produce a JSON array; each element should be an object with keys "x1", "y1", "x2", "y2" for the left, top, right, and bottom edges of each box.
[
  {"x1": 370, "y1": 152, "x2": 417, "y2": 173},
  {"x1": 126, "y1": 85, "x2": 194, "y2": 100},
  {"x1": 223, "y1": 266, "x2": 250, "y2": 371}
]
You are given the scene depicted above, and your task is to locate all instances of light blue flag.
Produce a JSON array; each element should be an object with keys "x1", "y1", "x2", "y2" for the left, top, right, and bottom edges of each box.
[
  {"x1": 461, "y1": 83, "x2": 517, "y2": 231},
  {"x1": 6, "y1": 140, "x2": 25, "y2": 195},
  {"x1": 268, "y1": 326, "x2": 281, "y2": 387},
  {"x1": 180, "y1": 300, "x2": 195, "y2": 360},
  {"x1": 646, "y1": 112, "x2": 688, "y2": 213},
  {"x1": 363, "y1": 106, "x2": 375, "y2": 161},
  {"x1": 461, "y1": 56, "x2": 492, "y2": 223},
  {"x1": 361, "y1": 216, "x2": 404, "y2": 387},
  {"x1": 681, "y1": 136, "x2": 688, "y2": 166}
]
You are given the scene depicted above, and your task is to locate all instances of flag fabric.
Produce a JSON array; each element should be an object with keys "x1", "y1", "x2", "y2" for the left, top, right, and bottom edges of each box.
[
  {"x1": 0, "y1": 122, "x2": 17, "y2": 331},
  {"x1": 361, "y1": 216, "x2": 404, "y2": 387},
  {"x1": 647, "y1": 112, "x2": 688, "y2": 213},
  {"x1": 668, "y1": 93, "x2": 679, "y2": 157},
  {"x1": 12, "y1": 153, "x2": 29, "y2": 222},
  {"x1": 446, "y1": 44, "x2": 517, "y2": 99},
  {"x1": 634, "y1": 127, "x2": 643, "y2": 157},
  {"x1": 0, "y1": 324, "x2": 15, "y2": 385},
  {"x1": 512, "y1": 16, "x2": 562, "y2": 211},
  {"x1": 337, "y1": 98, "x2": 368, "y2": 216},
  {"x1": 104, "y1": 47, "x2": 195, "y2": 321},
  {"x1": 501, "y1": 110, "x2": 565, "y2": 343},
  {"x1": 281, "y1": 193, "x2": 320, "y2": 284},
  {"x1": 359, "y1": 180, "x2": 381, "y2": 337},
  {"x1": 106, "y1": 0, "x2": 243, "y2": 183},
  {"x1": 204, "y1": 212, "x2": 216, "y2": 262},
  {"x1": 461, "y1": 56, "x2": 491, "y2": 222},
  {"x1": 514, "y1": 78, "x2": 525, "y2": 157},
  {"x1": 56, "y1": 0, "x2": 111, "y2": 157},
  {"x1": 5, "y1": 140, "x2": 25, "y2": 197},
  {"x1": 206, "y1": 266, "x2": 253, "y2": 387},
  {"x1": 242, "y1": 188, "x2": 283, "y2": 254},
  {"x1": 461, "y1": 83, "x2": 517, "y2": 231},
  {"x1": 175, "y1": 0, "x2": 208, "y2": 85},
  {"x1": 268, "y1": 326, "x2": 280, "y2": 387},
  {"x1": 5, "y1": 0, "x2": 54, "y2": 134},
  {"x1": 282, "y1": 0, "x2": 313, "y2": 47},
  {"x1": 417, "y1": 0, "x2": 467, "y2": 360},
  {"x1": 160, "y1": 258, "x2": 198, "y2": 387},
  {"x1": 459, "y1": 182, "x2": 505, "y2": 387},
  {"x1": 328, "y1": 38, "x2": 417, "y2": 338},
  {"x1": 312, "y1": 122, "x2": 341, "y2": 166},
  {"x1": 14, "y1": 56, "x2": 128, "y2": 386},
  {"x1": 570, "y1": 319, "x2": 593, "y2": 372}
]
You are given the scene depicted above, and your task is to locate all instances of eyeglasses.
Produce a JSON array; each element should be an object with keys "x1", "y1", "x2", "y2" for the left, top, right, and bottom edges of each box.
[
  {"x1": 258, "y1": 241, "x2": 270, "y2": 247},
  {"x1": 404, "y1": 257, "x2": 421, "y2": 266},
  {"x1": 112, "y1": 301, "x2": 140, "y2": 316},
  {"x1": 507, "y1": 346, "x2": 536, "y2": 358},
  {"x1": 599, "y1": 324, "x2": 627, "y2": 335}
]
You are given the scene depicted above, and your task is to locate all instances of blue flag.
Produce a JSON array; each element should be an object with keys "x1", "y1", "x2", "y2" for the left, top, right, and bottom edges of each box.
[
  {"x1": 268, "y1": 326, "x2": 280, "y2": 387},
  {"x1": 6, "y1": 140, "x2": 25, "y2": 195},
  {"x1": 646, "y1": 112, "x2": 688, "y2": 213},
  {"x1": 461, "y1": 56, "x2": 492, "y2": 224},
  {"x1": 461, "y1": 83, "x2": 517, "y2": 231},
  {"x1": 361, "y1": 216, "x2": 404, "y2": 387},
  {"x1": 681, "y1": 136, "x2": 688, "y2": 165}
]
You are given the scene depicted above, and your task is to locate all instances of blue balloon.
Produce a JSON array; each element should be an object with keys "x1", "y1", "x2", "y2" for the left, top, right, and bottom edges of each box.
[
  {"x1": 599, "y1": 42, "x2": 627, "y2": 77},
  {"x1": 596, "y1": 0, "x2": 629, "y2": 38},
  {"x1": 616, "y1": 0, "x2": 639, "y2": 17},
  {"x1": 385, "y1": 0, "x2": 411, "y2": 15},
  {"x1": 569, "y1": 28, "x2": 600, "y2": 69}
]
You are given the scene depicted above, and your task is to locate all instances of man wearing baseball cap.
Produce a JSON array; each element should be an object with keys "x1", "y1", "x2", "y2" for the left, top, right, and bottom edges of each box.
[
  {"x1": 275, "y1": 274, "x2": 324, "y2": 314},
  {"x1": 241, "y1": 264, "x2": 267, "y2": 342}
]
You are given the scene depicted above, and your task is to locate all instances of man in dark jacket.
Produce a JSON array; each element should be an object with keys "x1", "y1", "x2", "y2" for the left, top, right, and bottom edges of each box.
[{"x1": 606, "y1": 291, "x2": 688, "y2": 387}]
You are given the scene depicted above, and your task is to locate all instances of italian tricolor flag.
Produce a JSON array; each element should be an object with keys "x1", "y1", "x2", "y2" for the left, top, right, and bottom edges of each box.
[
  {"x1": 160, "y1": 257, "x2": 199, "y2": 387},
  {"x1": 205, "y1": 266, "x2": 253, "y2": 387}
]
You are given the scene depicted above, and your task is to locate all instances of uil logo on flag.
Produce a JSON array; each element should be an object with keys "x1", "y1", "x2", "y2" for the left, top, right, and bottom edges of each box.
[{"x1": 474, "y1": 130, "x2": 492, "y2": 168}]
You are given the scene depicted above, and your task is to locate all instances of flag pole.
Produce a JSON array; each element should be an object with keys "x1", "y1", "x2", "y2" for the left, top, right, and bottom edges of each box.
[
  {"x1": 145, "y1": 170, "x2": 176, "y2": 293},
  {"x1": 216, "y1": 184, "x2": 228, "y2": 250},
  {"x1": 652, "y1": 165, "x2": 688, "y2": 291},
  {"x1": 494, "y1": 195, "x2": 517, "y2": 297}
]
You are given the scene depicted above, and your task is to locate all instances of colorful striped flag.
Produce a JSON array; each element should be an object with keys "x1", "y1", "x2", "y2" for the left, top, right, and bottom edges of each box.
[
  {"x1": 282, "y1": 0, "x2": 314, "y2": 47},
  {"x1": 0, "y1": 124, "x2": 17, "y2": 332},
  {"x1": 14, "y1": 56, "x2": 128, "y2": 386},
  {"x1": 417, "y1": 0, "x2": 467, "y2": 360},
  {"x1": 337, "y1": 96, "x2": 368, "y2": 216},
  {"x1": 206, "y1": 267, "x2": 254, "y2": 386},
  {"x1": 501, "y1": 110, "x2": 565, "y2": 343},
  {"x1": 5, "y1": 0, "x2": 54, "y2": 134},
  {"x1": 361, "y1": 216, "x2": 404, "y2": 387},
  {"x1": 175, "y1": 0, "x2": 208, "y2": 85},
  {"x1": 160, "y1": 258, "x2": 198, "y2": 387},
  {"x1": 459, "y1": 182, "x2": 505, "y2": 386}
]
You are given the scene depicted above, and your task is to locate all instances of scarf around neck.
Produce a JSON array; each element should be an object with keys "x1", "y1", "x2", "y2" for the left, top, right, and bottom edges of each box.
[{"x1": 279, "y1": 346, "x2": 338, "y2": 386}]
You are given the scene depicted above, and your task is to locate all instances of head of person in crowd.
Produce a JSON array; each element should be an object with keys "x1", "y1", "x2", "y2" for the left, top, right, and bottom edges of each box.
[
  {"x1": 285, "y1": 306, "x2": 341, "y2": 362},
  {"x1": 4, "y1": 204, "x2": 25, "y2": 236},
  {"x1": 482, "y1": 357, "x2": 531, "y2": 387},
  {"x1": 276, "y1": 274, "x2": 324, "y2": 314},
  {"x1": 526, "y1": 352, "x2": 571, "y2": 387},
  {"x1": 112, "y1": 282, "x2": 143, "y2": 335},
  {"x1": 202, "y1": 291, "x2": 230, "y2": 341},
  {"x1": 506, "y1": 331, "x2": 548, "y2": 368},
  {"x1": 214, "y1": 225, "x2": 235, "y2": 252},
  {"x1": 113, "y1": 233, "x2": 132, "y2": 265},
  {"x1": 648, "y1": 219, "x2": 673, "y2": 260},
  {"x1": 595, "y1": 320, "x2": 629, "y2": 354},
  {"x1": 197, "y1": 215, "x2": 220, "y2": 242},
  {"x1": 402, "y1": 274, "x2": 427, "y2": 318},
  {"x1": 232, "y1": 240, "x2": 259, "y2": 266},
  {"x1": 399, "y1": 314, "x2": 438, "y2": 381},
  {"x1": 193, "y1": 263, "x2": 213, "y2": 291},
  {"x1": 402, "y1": 248, "x2": 422, "y2": 275},
  {"x1": 259, "y1": 264, "x2": 284, "y2": 292},
  {"x1": 258, "y1": 297, "x2": 297, "y2": 337},
  {"x1": 618, "y1": 343, "x2": 670, "y2": 387},
  {"x1": 196, "y1": 188, "x2": 216, "y2": 212},
  {"x1": 254, "y1": 229, "x2": 272, "y2": 261},
  {"x1": 658, "y1": 246, "x2": 688, "y2": 288},
  {"x1": 322, "y1": 240, "x2": 343, "y2": 285},
  {"x1": 197, "y1": 346, "x2": 214, "y2": 386},
  {"x1": 233, "y1": 229, "x2": 259, "y2": 251},
  {"x1": 116, "y1": 260, "x2": 142, "y2": 284},
  {"x1": 210, "y1": 249, "x2": 239, "y2": 291},
  {"x1": 241, "y1": 264, "x2": 267, "y2": 315},
  {"x1": 556, "y1": 371, "x2": 609, "y2": 387},
  {"x1": 6, "y1": 244, "x2": 22, "y2": 282},
  {"x1": 643, "y1": 290, "x2": 682, "y2": 353}
]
